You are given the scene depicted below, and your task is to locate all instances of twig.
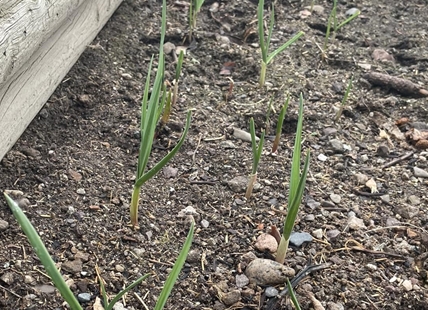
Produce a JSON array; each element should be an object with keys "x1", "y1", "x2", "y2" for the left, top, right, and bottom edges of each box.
[
  {"x1": 0, "y1": 283, "x2": 21, "y2": 298},
  {"x1": 381, "y1": 151, "x2": 414, "y2": 169},
  {"x1": 363, "y1": 72, "x2": 428, "y2": 97}
]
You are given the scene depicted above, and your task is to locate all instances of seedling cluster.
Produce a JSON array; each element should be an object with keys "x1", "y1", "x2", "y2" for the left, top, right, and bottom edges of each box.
[{"x1": 3, "y1": 0, "x2": 362, "y2": 309}]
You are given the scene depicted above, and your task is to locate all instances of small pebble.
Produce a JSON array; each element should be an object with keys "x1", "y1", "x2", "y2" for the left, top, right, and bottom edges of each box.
[
  {"x1": 330, "y1": 139, "x2": 345, "y2": 153},
  {"x1": 413, "y1": 167, "x2": 428, "y2": 178},
  {"x1": 77, "y1": 293, "x2": 91, "y2": 303},
  {"x1": 201, "y1": 219, "x2": 210, "y2": 228},
  {"x1": 289, "y1": 232, "x2": 313, "y2": 247},
  {"x1": 0, "y1": 219, "x2": 9, "y2": 231},
  {"x1": 347, "y1": 212, "x2": 366, "y2": 230},
  {"x1": 265, "y1": 286, "x2": 279, "y2": 297},
  {"x1": 245, "y1": 258, "x2": 295, "y2": 285},
  {"x1": 326, "y1": 229, "x2": 341, "y2": 241},
  {"x1": 408, "y1": 195, "x2": 421, "y2": 205},
  {"x1": 402, "y1": 279, "x2": 413, "y2": 291},
  {"x1": 345, "y1": 8, "x2": 360, "y2": 16},
  {"x1": 254, "y1": 233, "x2": 278, "y2": 253},
  {"x1": 235, "y1": 274, "x2": 249, "y2": 288},
  {"x1": 115, "y1": 265, "x2": 125, "y2": 272},
  {"x1": 76, "y1": 188, "x2": 86, "y2": 195},
  {"x1": 312, "y1": 229, "x2": 323, "y2": 239},
  {"x1": 318, "y1": 154, "x2": 328, "y2": 161},
  {"x1": 222, "y1": 290, "x2": 241, "y2": 306},
  {"x1": 330, "y1": 193, "x2": 341, "y2": 204}
]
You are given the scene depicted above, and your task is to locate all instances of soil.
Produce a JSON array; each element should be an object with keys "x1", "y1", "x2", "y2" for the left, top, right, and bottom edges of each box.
[{"x1": 1, "y1": 0, "x2": 428, "y2": 309}]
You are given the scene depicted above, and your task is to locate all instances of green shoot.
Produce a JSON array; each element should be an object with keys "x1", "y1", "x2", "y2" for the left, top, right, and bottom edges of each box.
[
  {"x1": 272, "y1": 95, "x2": 290, "y2": 153},
  {"x1": 97, "y1": 266, "x2": 149, "y2": 310},
  {"x1": 189, "y1": 0, "x2": 205, "y2": 41},
  {"x1": 276, "y1": 94, "x2": 310, "y2": 264},
  {"x1": 334, "y1": 76, "x2": 353, "y2": 123},
  {"x1": 4, "y1": 193, "x2": 83, "y2": 310},
  {"x1": 154, "y1": 220, "x2": 194, "y2": 310},
  {"x1": 245, "y1": 118, "x2": 265, "y2": 199},
  {"x1": 287, "y1": 279, "x2": 302, "y2": 310},
  {"x1": 130, "y1": 0, "x2": 192, "y2": 228},
  {"x1": 323, "y1": 0, "x2": 360, "y2": 53},
  {"x1": 258, "y1": 0, "x2": 304, "y2": 87},
  {"x1": 5, "y1": 191, "x2": 194, "y2": 310}
]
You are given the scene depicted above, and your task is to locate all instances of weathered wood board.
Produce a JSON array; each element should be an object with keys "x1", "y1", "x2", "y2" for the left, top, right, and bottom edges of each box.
[{"x1": 0, "y1": 0, "x2": 123, "y2": 161}]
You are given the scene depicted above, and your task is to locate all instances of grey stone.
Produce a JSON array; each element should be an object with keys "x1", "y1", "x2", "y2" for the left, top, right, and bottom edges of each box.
[
  {"x1": 77, "y1": 292, "x2": 91, "y2": 303},
  {"x1": 306, "y1": 198, "x2": 320, "y2": 210},
  {"x1": 245, "y1": 258, "x2": 295, "y2": 285},
  {"x1": 0, "y1": 219, "x2": 9, "y2": 231},
  {"x1": 265, "y1": 286, "x2": 279, "y2": 297},
  {"x1": 201, "y1": 219, "x2": 210, "y2": 228},
  {"x1": 235, "y1": 274, "x2": 249, "y2": 288},
  {"x1": 62, "y1": 259, "x2": 83, "y2": 274},
  {"x1": 220, "y1": 140, "x2": 236, "y2": 149},
  {"x1": 35, "y1": 284, "x2": 56, "y2": 294},
  {"x1": 346, "y1": 8, "x2": 360, "y2": 16},
  {"x1": 347, "y1": 212, "x2": 366, "y2": 230},
  {"x1": 0, "y1": 272, "x2": 14, "y2": 285},
  {"x1": 326, "y1": 229, "x2": 341, "y2": 241},
  {"x1": 327, "y1": 301, "x2": 345, "y2": 310},
  {"x1": 312, "y1": 229, "x2": 323, "y2": 239},
  {"x1": 318, "y1": 153, "x2": 328, "y2": 161},
  {"x1": 330, "y1": 193, "x2": 341, "y2": 204},
  {"x1": 394, "y1": 204, "x2": 419, "y2": 219},
  {"x1": 76, "y1": 188, "x2": 86, "y2": 195},
  {"x1": 330, "y1": 139, "x2": 345, "y2": 153},
  {"x1": 289, "y1": 232, "x2": 313, "y2": 247},
  {"x1": 408, "y1": 195, "x2": 421, "y2": 205},
  {"x1": 413, "y1": 167, "x2": 428, "y2": 178}
]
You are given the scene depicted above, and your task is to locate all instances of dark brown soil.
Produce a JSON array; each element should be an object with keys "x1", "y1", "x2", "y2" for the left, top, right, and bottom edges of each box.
[{"x1": 1, "y1": 0, "x2": 428, "y2": 309}]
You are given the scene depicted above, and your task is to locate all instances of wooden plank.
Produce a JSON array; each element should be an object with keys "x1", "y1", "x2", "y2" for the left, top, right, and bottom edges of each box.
[{"x1": 0, "y1": 0, "x2": 122, "y2": 161}]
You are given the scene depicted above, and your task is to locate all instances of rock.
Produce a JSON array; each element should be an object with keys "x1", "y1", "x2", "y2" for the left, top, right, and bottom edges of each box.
[
  {"x1": 17, "y1": 198, "x2": 31, "y2": 208},
  {"x1": 233, "y1": 128, "x2": 258, "y2": 142},
  {"x1": 305, "y1": 214, "x2": 315, "y2": 221},
  {"x1": 113, "y1": 302, "x2": 127, "y2": 310},
  {"x1": 394, "y1": 240, "x2": 415, "y2": 254},
  {"x1": 330, "y1": 193, "x2": 341, "y2": 204},
  {"x1": 254, "y1": 233, "x2": 278, "y2": 253},
  {"x1": 77, "y1": 292, "x2": 91, "y2": 303},
  {"x1": 345, "y1": 8, "x2": 360, "y2": 16},
  {"x1": 245, "y1": 258, "x2": 295, "y2": 285},
  {"x1": 380, "y1": 194, "x2": 390, "y2": 203},
  {"x1": 163, "y1": 42, "x2": 176, "y2": 54},
  {"x1": 289, "y1": 232, "x2": 313, "y2": 247},
  {"x1": 226, "y1": 176, "x2": 259, "y2": 193},
  {"x1": 408, "y1": 195, "x2": 421, "y2": 205},
  {"x1": 24, "y1": 275, "x2": 35, "y2": 285},
  {"x1": 0, "y1": 272, "x2": 14, "y2": 285},
  {"x1": 347, "y1": 212, "x2": 366, "y2": 230},
  {"x1": 62, "y1": 259, "x2": 83, "y2": 274},
  {"x1": 327, "y1": 301, "x2": 345, "y2": 310},
  {"x1": 0, "y1": 219, "x2": 9, "y2": 231},
  {"x1": 133, "y1": 248, "x2": 145, "y2": 257},
  {"x1": 413, "y1": 167, "x2": 428, "y2": 178},
  {"x1": 323, "y1": 127, "x2": 337, "y2": 136},
  {"x1": 265, "y1": 286, "x2": 279, "y2": 297},
  {"x1": 163, "y1": 166, "x2": 178, "y2": 178},
  {"x1": 306, "y1": 198, "x2": 320, "y2": 209},
  {"x1": 318, "y1": 154, "x2": 328, "y2": 161},
  {"x1": 220, "y1": 140, "x2": 236, "y2": 149},
  {"x1": 386, "y1": 217, "x2": 400, "y2": 226},
  {"x1": 354, "y1": 173, "x2": 369, "y2": 185},
  {"x1": 326, "y1": 229, "x2": 340, "y2": 241},
  {"x1": 402, "y1": 280, "x2": 413, "y2": 291},
  {"x1": 312, "y1": 229, "x2": 323, "y2": 239},
  {"x1": 186, "y1": 249, "x2": 201, "y2": 264},
  {"x1": 115, "y1": 265, "x2": 125, "y2": 272},
  {"x1": 197, "y1": 218, "x2": 209, "y2": 228},
  {"x1": 235, "y1": 274, "x2": 249, "y2": 288},
  {"x1": 394, "y1": 204, "x2": 419, "y2": 219},
  {"x1": 221, "y1": 290, "x2": 241, "y2": 306},
  {"x1": 76, "y1": 188, "x2": 86, "y2": 195},
  {"x1": 329, "y1": 139, "x2": 345, "y2": 153},
  {"x1": 35, "y1": 284, "x2": 56, "y2": 294}
]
